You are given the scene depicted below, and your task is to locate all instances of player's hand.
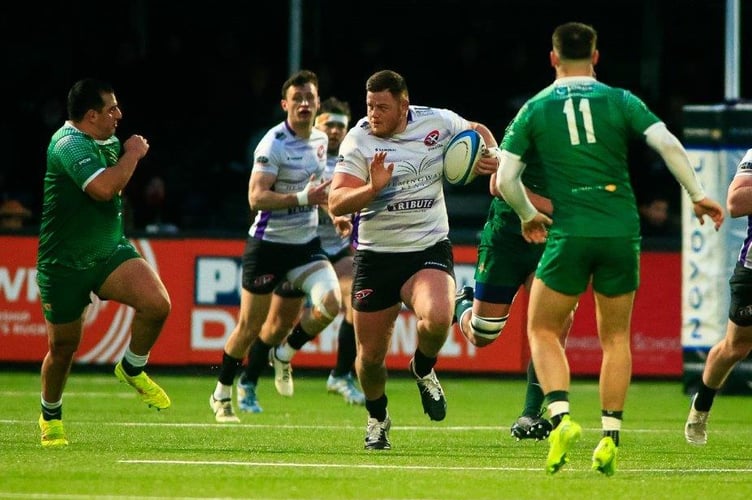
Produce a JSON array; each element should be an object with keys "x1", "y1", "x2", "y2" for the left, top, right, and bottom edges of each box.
[
  {"x1": 306, "y1": 175, "x2": 332, "y2": 206},
  {"x1": 368, "y1": 151, "x2": 394, "y2": 193},
  {"x1": 475, "y1": 146, "x2": 501, "y2": 176},
  {"x1": 123, "y1": 134, "x2": 149, "y2": 159},
  {"x1": 332, "y1": 215, "x2": 352, "y2": 237},
  {"x1": 521, "y1": 213, "x2": 553, "y2": 244},
  {"x1": 693, "y1": 197, "x2": 725, "y2": 231}
]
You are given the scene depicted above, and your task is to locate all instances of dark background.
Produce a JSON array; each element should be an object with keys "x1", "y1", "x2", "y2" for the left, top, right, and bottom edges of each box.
[{"x1": 2, "y1": 0, "x2": 749, "y2": 241}]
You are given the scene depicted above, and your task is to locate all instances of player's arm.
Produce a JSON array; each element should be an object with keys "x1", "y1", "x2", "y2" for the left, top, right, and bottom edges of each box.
[
  {"x1": 489, "y1": 171, "x2": 552, "y2": 215},
  {"x1": 85, "y1": 135, "x2": 148, "y2": 201},
  {"x1": 249, "y1": 171, "x2": 330, "y2": 211},
  {"x1": 644, "y1": 123, "x2": 724, "y2": 230},
  {"x1": 496, "y1": 150, "x2": 552, "y2": 243},
  {"x1": 329, "y1": 151, "x2": 392, "y2": 216},
  {"x1": 470, "y1": 122, "x2": 500, "y2": 176}
]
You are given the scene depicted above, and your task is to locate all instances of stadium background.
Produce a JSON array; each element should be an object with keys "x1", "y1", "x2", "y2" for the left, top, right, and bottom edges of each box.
[
  {"x1": 1, "y1": 0, "x2": 750, "y2": 382},
  {"x1": 3, "y1": 0, "x2": 750, "y2": 237}
]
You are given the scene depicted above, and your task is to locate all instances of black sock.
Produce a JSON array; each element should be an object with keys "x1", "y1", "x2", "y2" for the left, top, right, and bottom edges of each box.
[
  {"x1": 245, "y1": 339, "x2": 272, "y2": 384},
  {"x1": 522, "y1": 361, "x2": 545, "y2": 416},
  {"x1": 218, "y1": 352, "x2": 243, "y2": 386},
  {"x1": 365, "y1": 394, "x2": 388, "y2": 421},
  {"x1": 41, "y1": 405, "x2": 62, "y2": 421},
  {"x1": 603, "y1": 429, "x2": 620, "y2": 447},
  {"x1": 121, "y1": 357, "x2": 143, "y2": 376},
  {"x1": 694, "y1": 382, "x2": 717, "y2": 412},
  {"x1": 333, "y1": 320, "x2": 356, "y2": 377},
  {"x1": 287, "y1": 323, "x2": 313, "y2": 350},
  {"x1": 412, "y1": 348, "x2": 436, "y2": 377}
]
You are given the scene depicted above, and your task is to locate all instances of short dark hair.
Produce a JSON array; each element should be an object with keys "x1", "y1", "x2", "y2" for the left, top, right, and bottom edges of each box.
[
  {"x1": 281, "y1": 69, "x2": 318, "y2": 98},
  {"x1": 319, "y1": 96, "x2": 351, "y2": 118},
  {"x1": 552, "y1": 22, "x2": 597, "y2": 61},
  {"x1": 67, "y1": 78, "x2": 114, "y2": 121},
  {"x1": 366, "y1": 70, "x2": 409, "y2": 100}
]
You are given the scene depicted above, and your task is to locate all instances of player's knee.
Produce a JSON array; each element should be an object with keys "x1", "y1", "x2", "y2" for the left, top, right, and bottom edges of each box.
[
  {"x1": 314, "y1": 289, "x2": 341, "y2": 321},
  {"x1": 467, "y1": 314, "x2": 507, "y2": 347},
  {"x1": 142, "y1": 293, "x2": 171, "y2": 323},
  {"x1": 301, "y1": 266, "x2": 342, "y2": 322}
]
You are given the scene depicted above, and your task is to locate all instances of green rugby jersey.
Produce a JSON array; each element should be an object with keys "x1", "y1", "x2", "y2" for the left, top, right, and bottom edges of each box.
[
  {"x1": 37, "y1": 123, "x2": 126, "y2": 269},
  {"x1": 490, "y1": 150, "x2": 547, "y2": 235},
  {"x1": 502, "y1": 76, "x2": 660, "y2": 237}
]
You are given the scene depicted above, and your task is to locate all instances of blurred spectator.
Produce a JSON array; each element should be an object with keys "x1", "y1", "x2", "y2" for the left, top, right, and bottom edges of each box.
[
  {"x1": 140, "y1": 176, "x2": 179, "y2": 235},
  {"x1": 638, "y1": 192, "x2": 680, "y2": 238},
  {"x1": 0, "y1": 199, "x2": 32, "y2": 230}
]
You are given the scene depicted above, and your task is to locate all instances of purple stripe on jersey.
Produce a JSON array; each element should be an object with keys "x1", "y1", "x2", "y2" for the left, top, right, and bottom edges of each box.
[
  {"x1": 284, "y1": 121, "x2": 297, "y2": 136},
  {"x1": 253, "y1": 211, "x2": 271, "y2": 238},
  {"x1": 352, "y1": 212, "x2": 361, "y2": 249}
]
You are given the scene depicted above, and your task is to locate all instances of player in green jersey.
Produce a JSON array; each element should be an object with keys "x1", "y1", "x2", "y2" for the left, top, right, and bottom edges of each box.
[
  {"x1": 36, "y1": 79, "x2": 171, "y2": 447},
  {"x1": 495, "y1": 22, "x2": 724, "y2": 475},
  {"x1": 454, "y1": 151, "x2": 575, "y2": 441}
]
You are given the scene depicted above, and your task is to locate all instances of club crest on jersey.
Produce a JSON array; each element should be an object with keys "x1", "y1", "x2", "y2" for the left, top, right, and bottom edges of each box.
[
  {"x1": 423, "y1": 129, "x2": 440, "y2": 147},
  {"x1": 318, "y1": 144, "x2": 325, "y2": 159}
]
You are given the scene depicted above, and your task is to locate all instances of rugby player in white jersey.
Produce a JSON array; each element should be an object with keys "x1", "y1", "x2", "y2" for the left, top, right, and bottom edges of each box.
[
  {"x1": 209, "y1": 70, "x2": 342, "y2": 421},
  {"x1": 329, "y1": 70, "x2": 499, "y2": 449}
]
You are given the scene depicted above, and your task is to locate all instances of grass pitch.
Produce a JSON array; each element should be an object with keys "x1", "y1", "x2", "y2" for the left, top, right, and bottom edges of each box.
[{"x1": 1, "y1": 367, "x2": 750, "y2": 499}]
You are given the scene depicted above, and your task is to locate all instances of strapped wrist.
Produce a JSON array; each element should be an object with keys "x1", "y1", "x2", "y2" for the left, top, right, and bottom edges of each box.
[{"x1": 296, "y1": 190, "x2": 309, "y2": 206}]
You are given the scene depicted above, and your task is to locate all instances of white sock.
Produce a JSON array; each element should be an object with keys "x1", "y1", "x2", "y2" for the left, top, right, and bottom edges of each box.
[
  {"x1": 548, "y1": 400, "x2": 570, "y2": 419},
  {"x1": 275, "y1": 343, "x2": 297, "y2": 363},
  {"x1": 41, "y1": 395, "x2": 62, "y2": 409},
  {"x1": 602, "y1": 416, "x2": 622, "y2": 431},
  {"x1": 124, "y1": 347, "x2": 149, "y2": 369},
  {"x1": 213, "y1": 382, "x2": 232, "y2": 401}
]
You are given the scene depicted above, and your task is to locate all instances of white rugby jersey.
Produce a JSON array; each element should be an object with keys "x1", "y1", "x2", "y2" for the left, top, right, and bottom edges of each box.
[
  {"x1": 335, "y1": 106, "x2": 470, "y2": 252},
  {"x1": 734, "y1": 149, "x2": 752, "y2": 269},
  {"x1": 248, "y1": 121, "x2": 328, "y2": 243},
  {"x1": 318, "y1": 152, "x2": 351, "y2": 255}
]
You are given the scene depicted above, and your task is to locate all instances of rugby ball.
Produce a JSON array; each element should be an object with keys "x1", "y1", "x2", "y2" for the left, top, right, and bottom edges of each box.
[{"x1": 443, "y1": 129, "x2": 486, "y2": 186}]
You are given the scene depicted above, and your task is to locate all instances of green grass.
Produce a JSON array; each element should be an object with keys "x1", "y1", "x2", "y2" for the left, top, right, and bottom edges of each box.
[{"x1": 1, "y1": 368, "x2": 750, "y2": 500}]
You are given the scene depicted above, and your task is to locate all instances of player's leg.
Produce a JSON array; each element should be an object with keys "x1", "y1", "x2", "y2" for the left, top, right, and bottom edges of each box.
[
  {"x1": 326, "y1": 253, "x2": 365, "y2": 404},
  {"x1": 98, "y1": 251, "x2": 171, "y2": 410},
  {"x1": 687, "y1": 263, "x2": 752, "y2": 444},
  {"x1": 403, "y1": 244, "x2": 455, "y2": 422},
  {"x1": 590, "y1": 236, "x2": 639, "y2": 475}
]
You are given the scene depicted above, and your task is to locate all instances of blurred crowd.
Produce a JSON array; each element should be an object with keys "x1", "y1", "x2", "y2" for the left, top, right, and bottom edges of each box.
[{"x1": 4, "y1": 0, "x2": 735, "y2": 243}]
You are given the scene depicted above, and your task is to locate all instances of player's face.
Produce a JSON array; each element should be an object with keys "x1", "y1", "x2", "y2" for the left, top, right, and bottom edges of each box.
[
  {"x1": 283, "y1": 83, "x2": 319, "y2": 129},
  {"x1": 91, "y1": 92, "x2": 122, "y2": 139},
  {"x1": 316, "y1": 122, "x2": 346, "y2": 154},
  {"x1": 366, "y1": 91, "x2": 406, "y2": 138}
]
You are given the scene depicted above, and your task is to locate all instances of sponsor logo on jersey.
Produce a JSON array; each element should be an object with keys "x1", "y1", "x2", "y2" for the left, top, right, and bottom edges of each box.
[
  {"x1": 423, "y1": 129, "x2": 440, "y2": 146},
  {"x1": 256, "y1": 155, "x2": 270, "y2": 164},
  {"x1": 318, "y1": 144, "x2": 325, "y2": 159},
  {"x1": 740, "y1": 161, "x2": 752, "y2": 171},
  {"x1": 386, "y1": 199, "x2": 434, "y2": 211}
]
